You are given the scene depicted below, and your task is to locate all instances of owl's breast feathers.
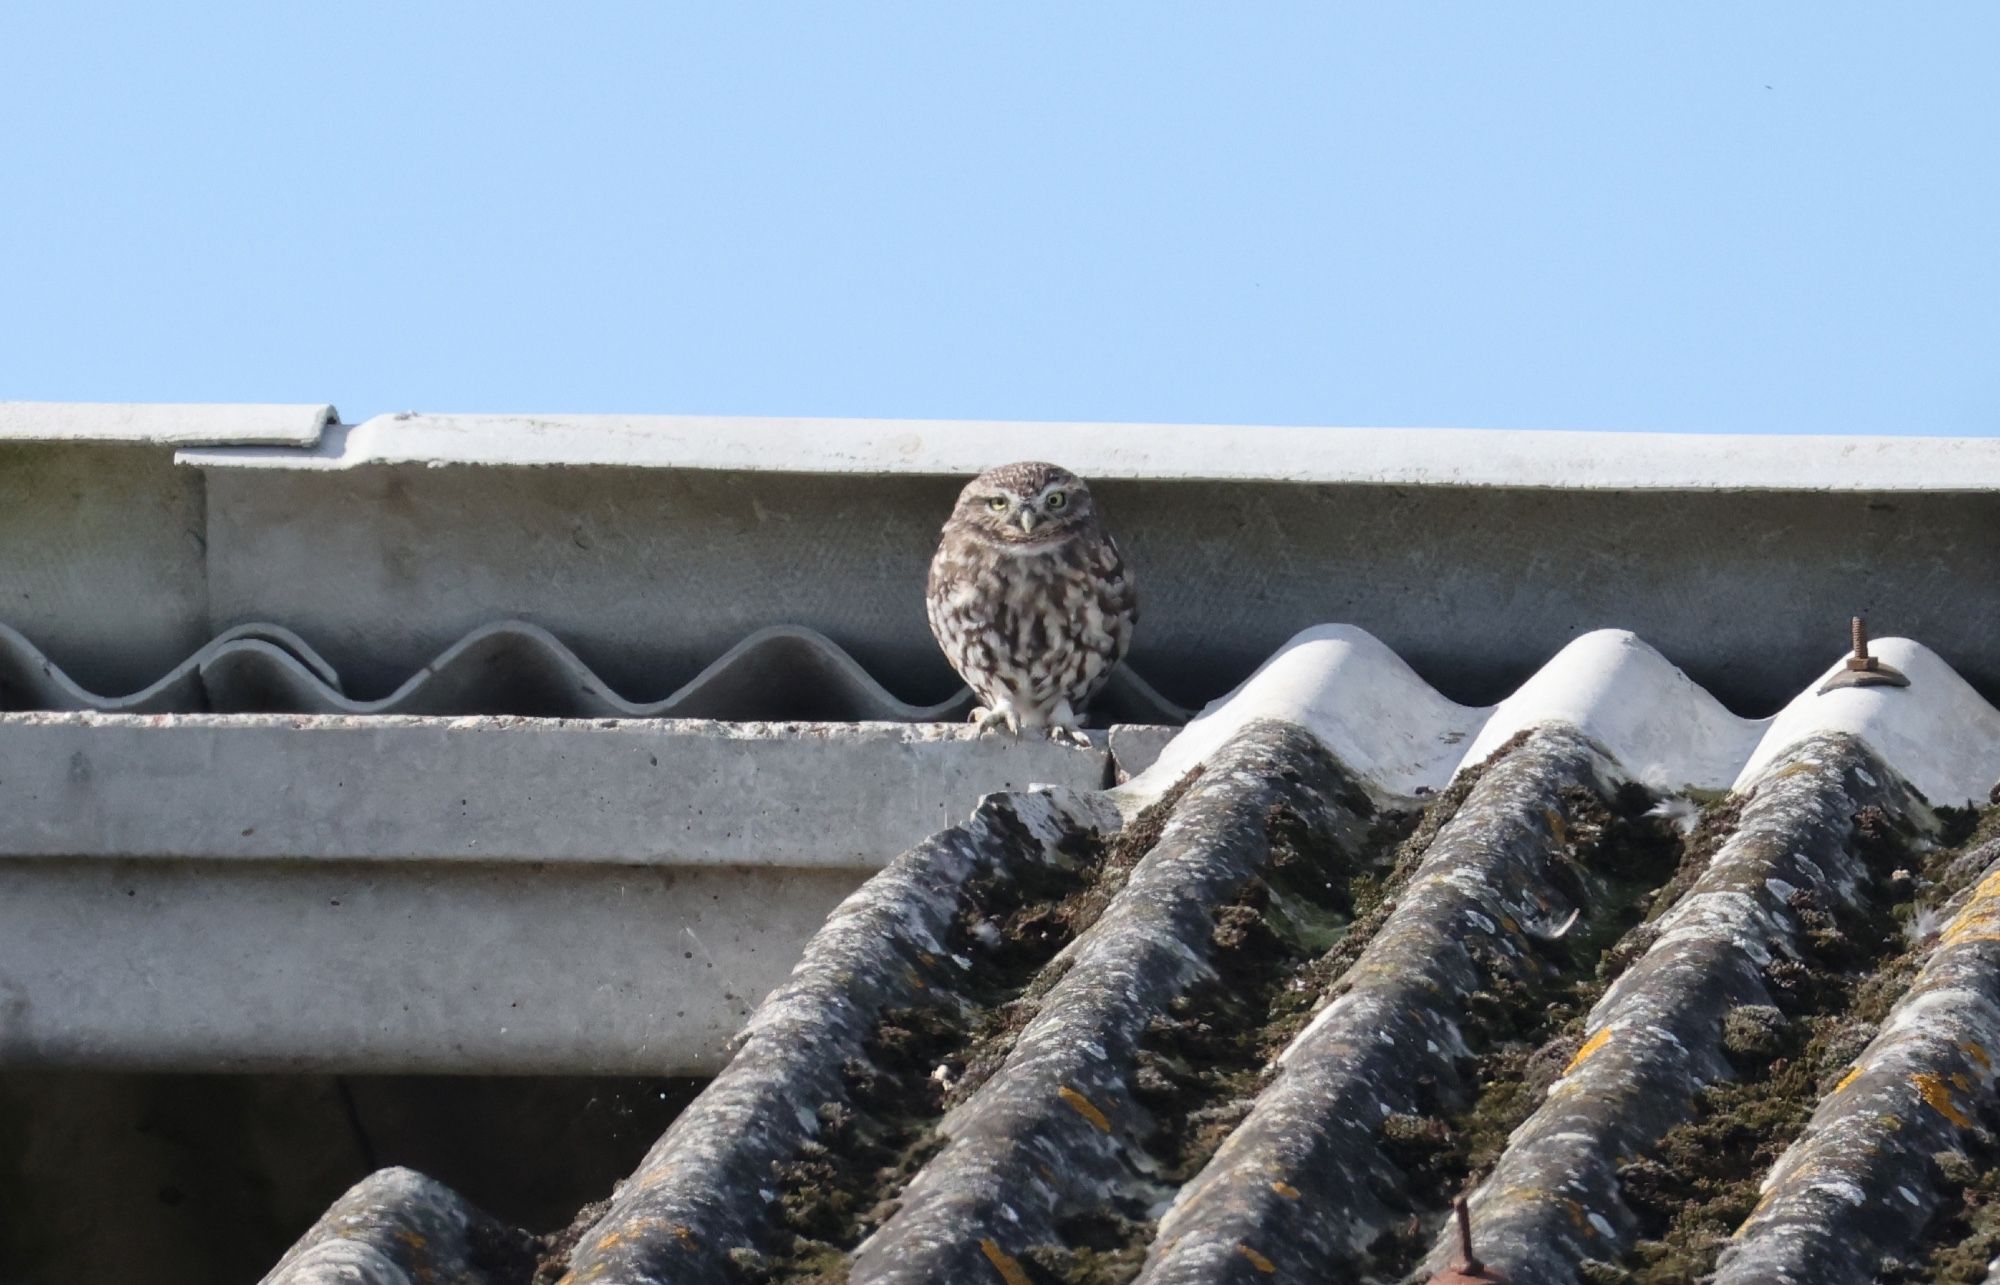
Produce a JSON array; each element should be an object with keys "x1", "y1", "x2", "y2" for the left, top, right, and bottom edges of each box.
[{"x1": 926, "y1": 527, "x2": 1136, "y2": 722}]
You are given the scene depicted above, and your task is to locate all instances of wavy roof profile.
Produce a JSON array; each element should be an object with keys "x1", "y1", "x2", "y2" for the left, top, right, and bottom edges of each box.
[
  {"x1": 1129, "y1": 623, "x2": 2000, "y2": 809},
  {"x1": 266, "y1": 623, "x2": 2000, "y2": 1285},
  {"x1": 11, "y1": 619, "x2": 1997, "y2": 807},
  {"x1": 0, "y1": 619, "x2": 1189, "y2": 724}
]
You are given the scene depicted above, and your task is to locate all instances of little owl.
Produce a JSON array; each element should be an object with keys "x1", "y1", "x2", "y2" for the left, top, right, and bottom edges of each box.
[{"x1": 927, "y1": 461, "x2": 1137, "y2": 738}]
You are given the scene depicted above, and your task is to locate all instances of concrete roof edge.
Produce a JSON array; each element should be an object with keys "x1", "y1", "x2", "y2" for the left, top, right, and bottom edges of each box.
[
  {"x1": 170, "y1": 410, "x2": 2000, "y2": 491},
  {"x1": 0, "y1": 401, "x2": 336, "y2": 447}
]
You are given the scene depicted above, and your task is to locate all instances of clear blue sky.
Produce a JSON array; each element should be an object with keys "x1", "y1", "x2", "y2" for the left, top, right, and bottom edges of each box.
[{"x1": 3, "y1": 4, "x2": 1995, "y2": 434}]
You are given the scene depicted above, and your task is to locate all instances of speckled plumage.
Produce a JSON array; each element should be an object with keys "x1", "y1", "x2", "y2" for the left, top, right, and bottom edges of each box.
[{"x1": 926, "y1": 461, "x2": 1137, "y2": 735}]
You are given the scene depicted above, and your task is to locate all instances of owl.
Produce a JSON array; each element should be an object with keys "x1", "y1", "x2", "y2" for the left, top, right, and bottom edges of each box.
[{"x1": 926, "y1": 461, "x2": 1138, "y2": 739}]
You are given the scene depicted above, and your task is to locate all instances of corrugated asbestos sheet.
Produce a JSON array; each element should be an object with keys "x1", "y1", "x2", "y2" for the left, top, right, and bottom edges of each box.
[
  {"x1": 0, "y1": 620, "x2": 1187, "y2": 724},
  {"x1": 259, "y1": 625, "x2": 2000, "y2": 1285}
]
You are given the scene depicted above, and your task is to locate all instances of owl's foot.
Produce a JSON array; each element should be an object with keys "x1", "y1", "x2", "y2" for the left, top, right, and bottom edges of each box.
[
  {"x1": 1047, "y1": 725, "x2": 1093, "y2": 750},
  {"x1": 970, "y1": 706, "x2": 1021, "y2": 736},
  {"x1": 1044, "y1": 698, "x2": 1087, "y2": 748}
]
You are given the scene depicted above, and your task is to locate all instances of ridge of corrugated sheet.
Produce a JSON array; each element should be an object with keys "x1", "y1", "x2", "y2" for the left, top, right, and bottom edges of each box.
[{"x1": 1120, "y1": 624, "x2": 2000, "y2": 809}]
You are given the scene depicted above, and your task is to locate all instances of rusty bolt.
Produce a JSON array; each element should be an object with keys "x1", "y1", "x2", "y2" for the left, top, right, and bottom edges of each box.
[
  {"x1": 1847, "y1": 616, "x2": 1876, "y2": 671},
  {"x1": 1427, "y1": 1196, "x2": 1505, "y2": 1284},
  {"x1": 1819, "y1": 614, "x2": 1910, "y2": 693}
]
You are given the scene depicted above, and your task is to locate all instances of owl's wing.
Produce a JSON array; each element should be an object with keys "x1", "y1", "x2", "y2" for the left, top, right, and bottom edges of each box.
[
  {"x1": 924, "y1": 541, "x2": 960, "y2": 645},
  {"x1": 1098, "y1": 532, "x2": 1138, "y2": 651}
]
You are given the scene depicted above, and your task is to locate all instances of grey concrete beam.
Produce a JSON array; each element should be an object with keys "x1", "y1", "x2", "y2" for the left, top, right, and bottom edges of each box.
[
  {"x1": 0, "y1": 442, "x2": 213, "y2": 694},
  {"x1": 184, "y1": 461, "x2": 2000, "y2": 713},
  {"x1": 0, "y1": 713, "x2": 1108, "y2": 865},
  {"x1": 0, "y1": 853, "x2": 861, "y2": 1074},
  {"x1": 0, "y1": 715, "x2": 1117, "y2": 1074}
]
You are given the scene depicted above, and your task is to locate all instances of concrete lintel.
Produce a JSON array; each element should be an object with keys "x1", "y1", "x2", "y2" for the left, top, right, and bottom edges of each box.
[
  {"x1": 0, "y1": 714, "x2": 1125, "y2": 1074},
  {"x1": 0, "y1": 855, "x2": 861, "y2": 1074},
  {"x1": 0, "y1": 712, "x2": 1111, "y2": 865},
  {"x1": 177, "y1": 411, "x2": 2000, "y2": 492}
]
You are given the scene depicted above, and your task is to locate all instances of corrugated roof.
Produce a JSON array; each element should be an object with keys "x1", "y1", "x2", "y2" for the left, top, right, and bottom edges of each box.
[
  {"x1": 0, "y1": 619, "x2": 1187, "y2": 723},
  {"x1": 259, "y1": 625, "x2": 2000, "y2": 1285}
]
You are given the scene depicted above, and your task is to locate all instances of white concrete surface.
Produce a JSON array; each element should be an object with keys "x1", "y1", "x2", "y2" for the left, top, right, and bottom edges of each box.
[
  {"x1": 0, "y1": 401, "x2": 334, "y2": 445},
  {"x1": 179, "y1": 410, "x2": 2000, "y2": 491}
]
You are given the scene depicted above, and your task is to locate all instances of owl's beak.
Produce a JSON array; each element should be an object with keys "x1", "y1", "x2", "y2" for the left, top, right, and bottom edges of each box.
[{"x1": 1017, "y1": 509, "x2": 1039, "y2": 533}]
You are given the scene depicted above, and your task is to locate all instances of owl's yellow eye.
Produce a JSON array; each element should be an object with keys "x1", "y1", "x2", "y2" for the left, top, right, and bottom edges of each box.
[
  {"x1": 986, "y1": 496, "x2": 1009, "y2": 512},
  {"x1": 1045, "y1": 491, "x2": 1067, "y2": 510}
]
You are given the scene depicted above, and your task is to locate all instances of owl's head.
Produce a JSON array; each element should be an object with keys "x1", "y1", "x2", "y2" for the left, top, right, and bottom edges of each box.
[{"x1": 949, "y1": 461, "x2": 1098, "y2": 543}]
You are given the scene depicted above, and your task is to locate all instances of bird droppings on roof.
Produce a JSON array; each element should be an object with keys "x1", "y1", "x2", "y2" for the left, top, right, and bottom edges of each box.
[{"x1": 214, "y1": 624, "x2": 2000, "y2": 1281}]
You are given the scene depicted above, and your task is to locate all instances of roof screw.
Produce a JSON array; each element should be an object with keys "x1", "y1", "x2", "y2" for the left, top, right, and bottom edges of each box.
[
  {"x1": 1456, "y1": 1197, "x2": 1480, "y2": 1272},
  {"x1": 1818, "y1": 613, "x2": 1910, "y2": 694},
  {"x1": 1427, "y1": 1196, "x2": 1505, "y2": 1284}
]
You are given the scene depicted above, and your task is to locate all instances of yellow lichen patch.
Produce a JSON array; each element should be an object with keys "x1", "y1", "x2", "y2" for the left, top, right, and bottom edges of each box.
[
  {"x1": 980, "y1": 1239, "x2": 1033, "y2": 1285},
  {"x1": 1564, "y1": 1027, "x2": 1614, "y2": 1076},
  {"x1": 1833, "y1": 1065, "x2": 1864, "y2": 1094},
  {"x1": 1543, "y1": 808, "x2": 1568, "y2": 848},
  {"x1": 1237, "y1": 1244, "x2": 1278, "y2": 1274},
  {"x1": 393, "y1": 1228, "x2": 429, "y2": 1253},
  {"x1": 905, "y1": 970, "x2": 928, "y2": 990},
  {"x1": 1942, "y1": 871, "x2": 2000, "y2": 946},
  {"x1": 1270, "y1": 1181, "x2": 1302, "y2": 1200},
  {"x1": 673, "y1": 1224, "x2": 697, "y2": 1245},
  {"x1": 1953, "y1": 1072, "x2": 1973, "y2": 1092},
  {"x1": 1961, "y1": 1040, "x2": 1992, "y2": 1070},
  {"x1": 1058, "y1": 1085, "x2": 1112, "y2": 1133},
  {"x1": 1915, "y1": 1072, "x2": 1974, "y2": 1128}
]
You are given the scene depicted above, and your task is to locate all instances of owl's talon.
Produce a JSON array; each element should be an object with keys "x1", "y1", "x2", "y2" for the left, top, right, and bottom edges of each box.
[
  {"x1": 970, "y1": 707, "x2": 1017, "y2": 736},
  {"x1": 1048, "y1": 726, "x2": 1092, "y2": 750}
]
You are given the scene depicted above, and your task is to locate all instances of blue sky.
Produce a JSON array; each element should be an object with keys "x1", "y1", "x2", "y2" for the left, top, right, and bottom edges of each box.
[{"x1": 2, "y1": 4, "x2": 1995, "y2": 434}]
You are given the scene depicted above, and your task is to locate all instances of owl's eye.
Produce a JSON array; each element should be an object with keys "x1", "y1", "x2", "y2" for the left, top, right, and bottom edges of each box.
[
  {"x1": 1045, "y1": 491, "x2": 1067, "y2": 510},
  {"x1": 986, "y1": 496, "x2": 1009, "y2": 512}
]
